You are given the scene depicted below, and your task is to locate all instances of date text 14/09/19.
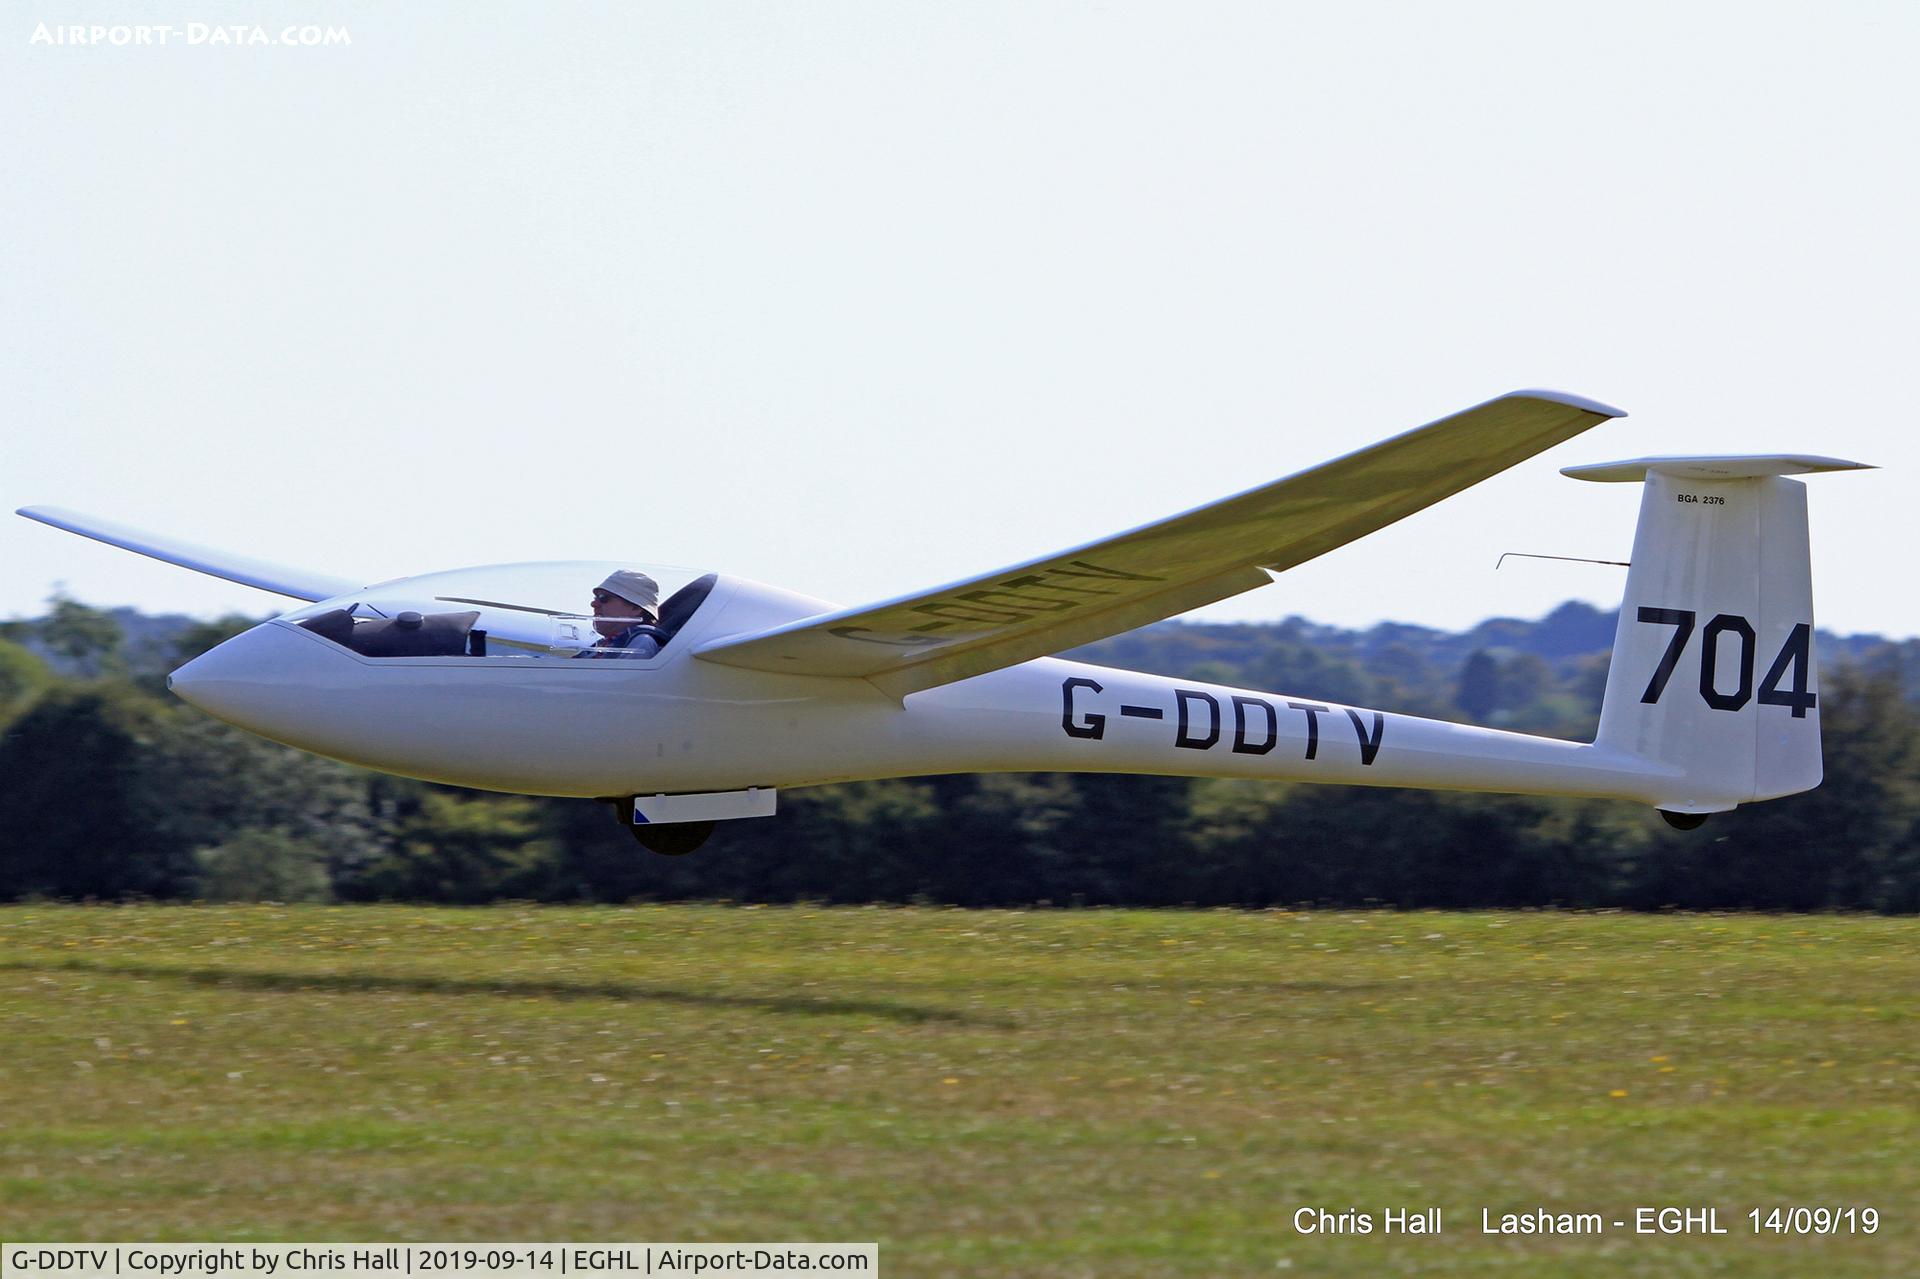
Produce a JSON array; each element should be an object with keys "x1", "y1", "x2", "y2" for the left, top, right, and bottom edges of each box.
[{"x1": 1289, "y1": 1207, "x2": 1881, "y2": 1235}]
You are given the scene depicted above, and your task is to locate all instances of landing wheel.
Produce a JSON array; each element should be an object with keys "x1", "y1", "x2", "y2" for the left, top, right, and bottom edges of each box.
[
  {"x1": 1659, "y1": 810, "x2": 1710, "y2": 831},
  {"x1": 632, "y1": 821, "x2": 715, "y2": 855},
  {"x1": 602, "y1": 798, "x2": 716, "y2": 855}
]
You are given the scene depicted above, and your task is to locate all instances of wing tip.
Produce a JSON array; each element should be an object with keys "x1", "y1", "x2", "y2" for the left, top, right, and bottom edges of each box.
[
  {"x1": 1503, "y1": 389, "x2": 1630, "y2": 419},
  {"x1": 17, "y1": 504, "x2": 77, "y2": 529}
]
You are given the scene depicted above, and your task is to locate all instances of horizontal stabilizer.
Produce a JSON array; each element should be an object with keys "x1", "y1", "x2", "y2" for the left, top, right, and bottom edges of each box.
[
  {"x1": 16, "y1": 506, "x2": 360, "y2": 603},
  {"x1": 1563, "y1": 455, "x2": 1872, "y2": 483}
]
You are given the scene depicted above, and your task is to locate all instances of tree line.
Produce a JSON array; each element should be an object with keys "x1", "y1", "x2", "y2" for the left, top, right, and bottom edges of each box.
[{"x1": 2, "y1": 599, "x2": 1917, "y2": 911}]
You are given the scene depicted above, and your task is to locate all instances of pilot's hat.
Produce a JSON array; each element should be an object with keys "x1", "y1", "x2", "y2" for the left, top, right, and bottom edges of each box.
[{"x1": 597, "y1": 569, "x2": 660, "y2": 614}]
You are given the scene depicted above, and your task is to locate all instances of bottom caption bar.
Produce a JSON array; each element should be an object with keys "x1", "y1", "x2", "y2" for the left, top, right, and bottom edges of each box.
[{"x1": 2, "y1": 1246, "x2": 878, "y2": 1278}]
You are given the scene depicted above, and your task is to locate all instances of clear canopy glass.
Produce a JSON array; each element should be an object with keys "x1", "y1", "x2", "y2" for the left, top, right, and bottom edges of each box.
[{"x1": 278, "y1": 561, "x2": 714, "y2": 661}]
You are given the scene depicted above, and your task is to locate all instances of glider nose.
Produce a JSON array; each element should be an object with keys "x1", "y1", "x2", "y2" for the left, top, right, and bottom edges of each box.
[
  {"x1": 167, "y1": 621, "x2": 349, "y2": 744},
  {"x1": 167, "y1": 624, "x2": 284, "y2": 724}
]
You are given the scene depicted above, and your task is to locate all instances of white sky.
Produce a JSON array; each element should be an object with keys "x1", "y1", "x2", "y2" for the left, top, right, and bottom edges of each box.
[{"x1": 4, "y1": 1, "x2": 1914, "y2": 638}]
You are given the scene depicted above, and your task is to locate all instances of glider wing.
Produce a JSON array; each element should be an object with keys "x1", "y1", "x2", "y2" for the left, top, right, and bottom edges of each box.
[
  {"x1": 17, "y1": 506, "x2": 360, "y2": 603},
  {"x1": 696, "y1": 390, "x2": 1624, "y2": 697}
]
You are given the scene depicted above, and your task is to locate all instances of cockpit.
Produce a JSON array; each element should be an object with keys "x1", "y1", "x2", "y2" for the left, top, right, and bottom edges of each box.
[{"x1": 277, "y1": 562, "x2": 720, "y2": 662}]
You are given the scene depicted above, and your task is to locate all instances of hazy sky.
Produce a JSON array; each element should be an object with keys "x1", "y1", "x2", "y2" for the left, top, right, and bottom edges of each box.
[{"x1": 5, "y1": 2, "x2": 1915, "y2": 639}]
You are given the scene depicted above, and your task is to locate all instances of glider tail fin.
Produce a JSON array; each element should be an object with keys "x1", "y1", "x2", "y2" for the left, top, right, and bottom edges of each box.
[{"x1": 1564, "y1": 455, "x2": 1871, "y2": 816}]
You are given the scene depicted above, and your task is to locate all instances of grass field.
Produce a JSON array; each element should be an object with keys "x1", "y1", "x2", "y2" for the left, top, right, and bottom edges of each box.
[{"x1": 0, "y1": 905, "x2": 1912, "y2": 1276}]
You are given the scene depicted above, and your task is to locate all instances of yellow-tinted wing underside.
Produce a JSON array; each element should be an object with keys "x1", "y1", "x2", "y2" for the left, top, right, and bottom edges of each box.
[{"x1": 696, "y1": 390, "x2": 1624, "y2": 697}]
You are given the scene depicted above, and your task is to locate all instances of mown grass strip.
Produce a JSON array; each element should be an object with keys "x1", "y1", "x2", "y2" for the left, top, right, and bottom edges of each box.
[{"x1": 0, "y1": 905, "x2": 1912, "y2": 1276}]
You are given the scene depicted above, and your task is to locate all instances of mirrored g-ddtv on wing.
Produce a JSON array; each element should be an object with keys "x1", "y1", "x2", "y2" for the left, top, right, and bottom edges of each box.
[{"x1": 696, "y1": 390, "x2": 1625, "y2": 697}]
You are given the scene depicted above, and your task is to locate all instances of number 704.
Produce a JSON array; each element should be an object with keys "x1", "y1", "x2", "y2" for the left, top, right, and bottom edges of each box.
[{"x1": 1636, "y1": 608, "x2": 1816, "y2": 717}]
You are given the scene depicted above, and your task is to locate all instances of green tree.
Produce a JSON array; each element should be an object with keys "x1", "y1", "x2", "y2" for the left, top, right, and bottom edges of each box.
[
  {"x1": 1455, "y1": 650, "x2": 1500, "y2": 721},
  {"x1": 692, "y1": 780, "x2": 947, "y2": 904},
  {"x1": 922, "y1": 774, "x2": 1078, "y2": 906},
  {"x1": 37, "y1": 595, "x2": 125, "y2": 677},
  {"x1": 351, "y1": 790, "x2": 559, "y2": 903},
  {"x1": 1367, "y1": 641, "x2": 1450, "y2": 717},
  {"x1": 0, "y1": 637, "x2": 52, "y2": 728},
  {"x1": 1246, "y1": 641, "x2": 1375, "y2": 706},
  {"x1": 152, "y1": 714, "x2": 385, "y2": 888},
  {"x1": 1496, "y1": 652, "x2": 1553, "y2": 714},
  {"x1": 195, "y1": 828, "x2": 333, "y2": 902},
  {"x1": 170, "y1": 614, "x2": 265, "y2": 666},
  {"x1": 0, "y1": 680, "x2": 385, "y2": 901},
  {"x1": 0, "y1": 683, "x2": 194, "y2": 898}
]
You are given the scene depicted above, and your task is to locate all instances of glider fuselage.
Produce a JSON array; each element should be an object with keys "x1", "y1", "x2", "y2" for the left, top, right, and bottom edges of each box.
[{"x1": 169, "y1": 570, "x2": 1666, "y2": 807}]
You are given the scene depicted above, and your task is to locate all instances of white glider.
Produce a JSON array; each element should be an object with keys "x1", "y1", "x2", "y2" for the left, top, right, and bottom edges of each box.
[{"x1": 19, "y1": 391, "x2": 1868, "y2": 852}]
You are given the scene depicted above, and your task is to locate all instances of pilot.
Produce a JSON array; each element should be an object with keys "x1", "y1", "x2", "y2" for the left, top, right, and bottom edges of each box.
[{"x1": 581, "y1": 569, "x2": 663, "y2": 658}]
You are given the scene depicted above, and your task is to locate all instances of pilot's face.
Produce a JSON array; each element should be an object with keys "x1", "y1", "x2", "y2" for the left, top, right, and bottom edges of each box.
[{"x1": 590, "y1": 588, "x2": 647, "y2": 639}]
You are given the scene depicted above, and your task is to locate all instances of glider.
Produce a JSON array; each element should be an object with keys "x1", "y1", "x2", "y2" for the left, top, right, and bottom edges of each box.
[{"x1": 19, "y1": 391, "x2": 1868, "y2": 853}]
